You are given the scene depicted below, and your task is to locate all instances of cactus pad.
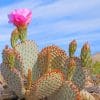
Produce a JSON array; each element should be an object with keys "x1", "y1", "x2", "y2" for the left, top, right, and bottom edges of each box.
[
  {"x1": 69, "y1": 40, "x2": 77, "y2": 57},
  {"x1": 80, "y1": 43, "x2": 92, "y2": 68},
  {"x1": 48, "y1": 81, "x2": 81, "y2": 100},
  {"x1": 31, "y1": 69, "x2": 64, "y2": 99},
  {"x1": 2, "y1": 46, "x2": 16, "y2": 69},
  {"x1": 2, "y1": 46, "x2": 24, "y2": 74},
  {"x1": 33, "y1": 45, "x2": 67, "y2": 81},
  {"x1": 14, "y1": 40, "x2": 38, "y2": 76},
  {"x1": 1, "y1": 63, "x2": 25, "y2": 99},
  {"x1": 65, "y1": 57, "x2": 85, "y2": 90}
]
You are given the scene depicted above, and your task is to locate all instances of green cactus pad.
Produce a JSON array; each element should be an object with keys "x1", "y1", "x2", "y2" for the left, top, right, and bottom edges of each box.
[
  {"x1": 65, "y1": 57, "x2": 85, "y2": 90},
  {"x1": 31, "y1": 69, "x2": 64, "y2": 99},
  {"x1": 2, "y1": 46, "x2": 24, "y2": 75},
  {"x1": 69, "y1": 40, "x2": 77, "y2": 58},
  {"x1": 47, "y1": 81, "x2": 81, "y2": 100},
  {"x1": 15, "y1": 40, "x2": 38, "y2": 76},
  {"x1": 2, "y1": 47, "x2": 16, "y2": 69},
  {"x1": 80, "y1": 43, "x2": 92, "y2": 68},
  {"x1": 1, "y1": 63, "x2": 25, "y2": 99},
  {"x1": 33, "y1": 45, "x2": 67, "y2": 81}
]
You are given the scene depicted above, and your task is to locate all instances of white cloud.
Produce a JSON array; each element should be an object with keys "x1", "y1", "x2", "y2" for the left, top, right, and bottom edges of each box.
[
  {"x1": 28, "y1": 17, "x2": 100, "y2": 37},
  {"x1": 33, "y1": 0, "x2": 100, "y2": 19},
  {"x1": 38, "y1": 32, "x2": 100, "y2": 45}
]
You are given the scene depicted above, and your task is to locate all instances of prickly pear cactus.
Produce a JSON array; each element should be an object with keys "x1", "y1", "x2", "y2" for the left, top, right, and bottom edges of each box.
[
  {"x1": 14, "y1": 40, "x2": 38, "y2": 76},
  {"x1": 2, "y1": 46, "x2": 24, "y2": 74},
  {"x1": 47, "y1": 81, "x2": 81, "y2": 100},
  {"x1": 69, "y1": 40, "x2": 77, "y2": 58},
  {"x1": 32, "y1": 45, "x2": 67, "y2": 81},
  {"x1": 65, "y1": 57, "x2": 85, "y2": 90},
  {"x1": 30, "y1": 69, "x2": 64, "y2": 99},
  {"x1": 2, "y1": 46, "x2": 16, "y2": 69},
  {"x1": 1, "y1": 63, "x2": 25, "y2": 99},
  {"x1": 80, "y1": 42, "x2": 92, "y2": 68}
]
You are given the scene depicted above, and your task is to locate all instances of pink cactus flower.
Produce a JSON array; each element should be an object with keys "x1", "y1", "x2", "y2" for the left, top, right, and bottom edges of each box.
[{"x1": 8, "y1": 8, "x2": 32, "y2": 27}]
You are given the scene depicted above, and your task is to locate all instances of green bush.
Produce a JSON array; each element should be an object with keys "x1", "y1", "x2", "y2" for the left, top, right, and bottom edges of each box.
[{"x1": 92, "y1": 61, "x2": 100, "y2": 75}]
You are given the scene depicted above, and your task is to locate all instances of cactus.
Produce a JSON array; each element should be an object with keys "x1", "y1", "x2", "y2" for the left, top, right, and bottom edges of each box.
[
  {"x1": 11, "y1": 28, "x2": 19, "y2": 48},
  {"x1": 30, "y1": 69, "x2": 64, "y2": 99},
  {"x1": 2, "y1": 46, "x2": 16, "y2": 70},
  {"x1": 65, "y1": 57, "x2": 85, "y2": 90},
  {"x1": 47, "y1": 81, "x2": 81, "y2": 100},
  {"x1": 18, "y1": 26, "x2": 27, "y2": 42},
  {"x1": 67, "y1": 58, "x2": 76, "y2": 81},
  {"x1": 3, "y1": 41, "x2": 38, "y2": 78},
  {"x1": 0, "y1": 8, "x2": 34, "y2": 99},
  {"x1": 1, "y1": 16, "x2": 95, "y2": 100},
  {"x1": 2, "y1": 46, "x2": 24, "y2": 75},
  {"x1": 80, "y1": 42, "x2": 92, "y2": 68},
  {"x1": 80, "y1": 43, "x2": 93, "y2": 89},
  {"x1": 1, "y1": 41, "x2": 38, "y2": 98},
  {"x1": 69, "y1": 40, "x2": 77, "y2": 58},
  {"x1": 1, "y1": 63, "x2": 25, "y2": 99},
  {"x1": 14, "y1": 40, "x2": 38, "y2": 77},
  {"x1": 11, "y1": 26, "x2": 27, "y2": 48},
  {"x1": 32, "y1": 45, "x2": 67, "y2": 81},
  {"x1": 66, "y1": 40, "x2": 85, "y2": 90}
]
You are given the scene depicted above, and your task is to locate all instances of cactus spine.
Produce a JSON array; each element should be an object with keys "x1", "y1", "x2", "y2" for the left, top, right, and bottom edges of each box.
[
  {"x1": 69, "y1": 40, "x2": 77, "y2": 57},
  {"x1": 80, "y1": 42, "x2": 92, "y2": 68}
]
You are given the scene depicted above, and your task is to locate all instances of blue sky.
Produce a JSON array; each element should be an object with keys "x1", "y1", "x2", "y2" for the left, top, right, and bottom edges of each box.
[{"x1": 0, "y1": 0, "x2": 100, "y2": 63}]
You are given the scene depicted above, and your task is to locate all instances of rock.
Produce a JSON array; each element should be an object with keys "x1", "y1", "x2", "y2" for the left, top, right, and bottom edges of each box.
[{"x1": 85, "y1": 86, "x2": 100, "y2": 93}]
